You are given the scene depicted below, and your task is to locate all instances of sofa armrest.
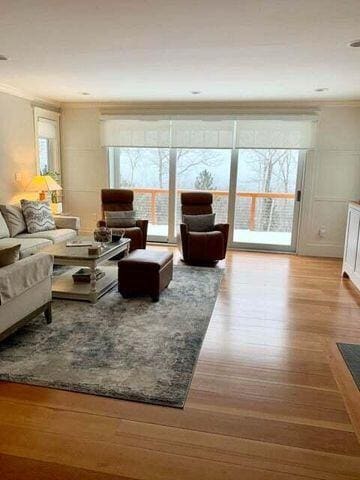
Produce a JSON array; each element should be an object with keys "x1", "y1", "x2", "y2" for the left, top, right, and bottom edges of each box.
[
  {"x1": 54, "y1": 215, "x2": 80, "y2": 232},
  {"x1": 0, "y1": 253, "x2": 53, "y2": 305}
]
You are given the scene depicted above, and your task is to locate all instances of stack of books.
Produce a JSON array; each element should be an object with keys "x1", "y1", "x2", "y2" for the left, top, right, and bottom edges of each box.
[{"x1": 72, "y1": 268, "x2": 105, "y2": 283}]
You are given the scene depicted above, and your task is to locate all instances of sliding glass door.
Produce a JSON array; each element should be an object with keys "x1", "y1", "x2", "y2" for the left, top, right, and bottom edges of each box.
[
  {"x1": 108, "y1": 146, "x2": 304, "y2": 250},
  {"x1": 104, "y1": 115, "x2": 314, "y2": 251},
  {"x1": 231, "y1": 149, "x2": 304, "y2": 251}
]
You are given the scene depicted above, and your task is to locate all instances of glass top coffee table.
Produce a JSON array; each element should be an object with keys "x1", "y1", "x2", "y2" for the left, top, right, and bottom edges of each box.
[{"x1": 44, "y1": 237, "x2": 131, "y2": 303}]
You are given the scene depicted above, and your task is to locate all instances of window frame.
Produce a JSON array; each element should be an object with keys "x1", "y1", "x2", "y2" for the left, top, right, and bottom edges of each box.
[
  {"x1": 107, "y1": 146, "x2": 307, "y2": 252},
  {"x1": 34, "y1": 107, "x2": 61, "y2": 180}
]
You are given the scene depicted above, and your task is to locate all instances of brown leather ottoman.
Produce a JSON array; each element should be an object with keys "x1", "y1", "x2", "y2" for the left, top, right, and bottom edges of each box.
[{"x1": 118, "y1": 249, "x2": 173, "y2": 302}]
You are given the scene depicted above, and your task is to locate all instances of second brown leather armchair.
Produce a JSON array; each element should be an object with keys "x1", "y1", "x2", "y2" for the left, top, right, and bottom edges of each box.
[
  {"x1": 180, "y1": 192, "x2": 229, "y2": 265},
  {"x1": 101, "y1": 189, "x2": 148, "y2": 251}
]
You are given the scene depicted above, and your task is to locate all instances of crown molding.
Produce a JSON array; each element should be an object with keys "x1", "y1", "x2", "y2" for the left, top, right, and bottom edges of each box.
[
  {"x1": 0, "y1": 82, "x2": 60, "y2": 108},
  {"x1": 60, "y1": 99, "x2": 360, "y2": 112}
]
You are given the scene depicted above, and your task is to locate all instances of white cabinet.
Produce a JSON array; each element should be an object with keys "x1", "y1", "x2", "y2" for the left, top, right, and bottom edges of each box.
[{"x1": 342, "y1": 202, "x2": 360, "y2": 289}]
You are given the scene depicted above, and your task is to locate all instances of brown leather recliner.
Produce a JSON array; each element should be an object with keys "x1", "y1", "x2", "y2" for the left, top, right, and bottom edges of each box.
[
  {"x1": 180, "y1": 192, "x2": 229, "y2": 265},
  {"x1": 101, "y1": 189, "x2": 148, "y2": 251}
]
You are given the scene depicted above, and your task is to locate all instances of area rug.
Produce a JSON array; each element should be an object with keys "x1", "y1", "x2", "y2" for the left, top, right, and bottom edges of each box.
[
  {"x1": 0, "y1": 265, "x2": 223, "y2": 408},
  {"x1": 337, "y1": 343, "x2": 360, "y2": 389}
]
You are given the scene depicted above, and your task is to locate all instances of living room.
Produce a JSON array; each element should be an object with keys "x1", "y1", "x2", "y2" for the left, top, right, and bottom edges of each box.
[{"x1": 0, "y1": 1, "x2": 360, "y2": 479}]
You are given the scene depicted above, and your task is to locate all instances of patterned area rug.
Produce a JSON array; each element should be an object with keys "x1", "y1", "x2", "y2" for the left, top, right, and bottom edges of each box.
[
  {"x1": 337, "y1": 343, "x2": 360, "y2": 389},
  {"x1": 0, "y1": 265, "x2": 223, "y2": 408}
]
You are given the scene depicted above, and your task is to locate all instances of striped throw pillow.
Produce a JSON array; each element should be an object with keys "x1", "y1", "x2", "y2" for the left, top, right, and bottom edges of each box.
[{"x1": 21, "y1": 200, "x2": 56, "y2": 233}]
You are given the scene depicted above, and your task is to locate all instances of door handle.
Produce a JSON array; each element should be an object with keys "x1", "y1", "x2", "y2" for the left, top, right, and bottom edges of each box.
[{"x1": 296, "y1": 190, "x2": 302, "y2": 202}]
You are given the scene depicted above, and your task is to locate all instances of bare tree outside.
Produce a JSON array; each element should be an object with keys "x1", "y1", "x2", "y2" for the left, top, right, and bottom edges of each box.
[
  {"x1": 110, "y1": 146, "x2": 299, "y2": 241},
  {"x1": 240, "y1": 149, "x2": 298, "y2": 231}
]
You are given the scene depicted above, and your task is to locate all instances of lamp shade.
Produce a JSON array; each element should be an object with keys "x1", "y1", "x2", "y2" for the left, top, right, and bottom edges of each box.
[{"x1": 27, "y1": 175, "x2": 62, "y2": 192}]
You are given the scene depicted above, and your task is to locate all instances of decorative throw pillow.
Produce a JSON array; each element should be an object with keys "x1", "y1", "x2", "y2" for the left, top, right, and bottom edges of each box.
[
  {"x1": 183, "y1": 213, "x2": 215, "y2": 232},
  {"x1": 0, "y1": 212, "x2": 10, "y2": 239},
  {"x1": 104, "y1": 210, "x2": 137, "y2": 228},
  {"x1": 0, "y1": 204, "x2": 27, "y2": 237},
  {"x1": 0, "y1": 244, "x2": 20, "y2": 267},
  {"x1": 20, "y1": 200, "x2": 56, "y2": 234}
]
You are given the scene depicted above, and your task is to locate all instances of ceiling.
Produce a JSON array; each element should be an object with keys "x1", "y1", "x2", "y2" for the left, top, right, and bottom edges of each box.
[{"x1": 1, "y1": 0, "x2": 360, "y2": 103}]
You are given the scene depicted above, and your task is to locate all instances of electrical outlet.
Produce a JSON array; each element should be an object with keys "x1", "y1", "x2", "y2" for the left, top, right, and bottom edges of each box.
[
  {"x1": 15, "y1": 172, "x2": 22, "y2": 182},
  {"x1": 319, "y1": 226, "x2": 326, "y2": 238}
]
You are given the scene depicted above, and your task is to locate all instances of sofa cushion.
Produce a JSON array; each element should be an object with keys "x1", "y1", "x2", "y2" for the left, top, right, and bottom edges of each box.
[
  {"x1": 0, "y1": 252, "x2": 53, "y2": 305},
  {"x1": 54, "y1": 215, "x2": 80, "y2": 231},
  {"x1": 0, "y1": 213, "x2": 10, "y2": 239},
  {"x1": 0, "y1": 244, "x2": 20, "y2": 267},
  {"x1": 17, "y1": 228, "x2": 76, "y2": 244},
  {"x1": 0, "y1": 237, "x2": 52, "y2": 258},
  {"x1": 21, "y1": 199, "x2": 56, "y2": 233},
  {"x1": 0, "y1": 204, "x2": 27, "y2": 237}
]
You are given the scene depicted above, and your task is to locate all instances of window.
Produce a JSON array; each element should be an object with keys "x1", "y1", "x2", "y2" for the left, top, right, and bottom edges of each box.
[
  {"x1": 38, "y1": 137, "x2": 51, "y2": 175},
  {"x1": 34, "y1": 107, "x2": 61, "y2": 178},
  {"x1": 175, "y1": 149, "x2": 231, "y2": 232},
  {"x1": 233, "y1": 149, "x2": 302, "y2": 247},
  {"x1": 109, "y1": 147, "x2": 170, "y2": 240},
  {"x1": 104, "y1": 115, "x2": 315, "y2": 251}
]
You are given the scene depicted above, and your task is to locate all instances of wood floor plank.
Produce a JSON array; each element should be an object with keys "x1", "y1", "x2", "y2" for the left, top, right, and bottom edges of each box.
[
  {"x1": 0, "y1": 453, "x2": 133, "y2": 480},
  {"x1": 0, "y1": 248, "x2": 359, "y2": 479},
  {"x1": 0, "y1": 385, "x2": 357, "y2": 455}
]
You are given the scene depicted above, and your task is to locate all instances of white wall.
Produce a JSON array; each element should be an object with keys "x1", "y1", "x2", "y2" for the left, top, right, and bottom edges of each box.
[
  {"x1": 0, "y1": 92, "x2": 37, "y2": 203},
  {"x1": 61, "y1": 104, "x2": 360, "y2": 257},
  {"x1": 61, "y1": 107, "x2": 108, "y2": 231},
  {"x1": 298, "y1": 106, "x2": 360, "y2": 257}
]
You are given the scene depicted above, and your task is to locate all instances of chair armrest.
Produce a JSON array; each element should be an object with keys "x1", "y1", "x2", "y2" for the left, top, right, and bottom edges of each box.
[
  {"x1": 135, "y1": 219, "x2": 148, "y2": 248},
  {"x1": 0, "y1": 253, "x2": 53, "y2": 305},
  {"x1": 214, "y1": 223, "x2": 229, "y2": 250},
  {"x1": 136, "y1": 219, "x2": 148, "y2": 229},
  {"x1": 54, "y1": 215, "x2": 80, "y2": 232},
  {"x1": 180, "y1": 223, "x2": 190, "y2": 260}
]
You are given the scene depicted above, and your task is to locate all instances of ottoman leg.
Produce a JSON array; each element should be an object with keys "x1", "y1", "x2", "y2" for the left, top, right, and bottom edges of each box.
[{"x1": 152, "y1": 295, "x2": 159, "y2": 302}]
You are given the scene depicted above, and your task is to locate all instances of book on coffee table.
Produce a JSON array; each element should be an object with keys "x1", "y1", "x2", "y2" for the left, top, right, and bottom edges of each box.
[
  {"x1": 66, "y1": 240, "x2": 93, "y2": 247},
  {"x1": 72, "y1": 268, "x2": 105, "y2": 283}
]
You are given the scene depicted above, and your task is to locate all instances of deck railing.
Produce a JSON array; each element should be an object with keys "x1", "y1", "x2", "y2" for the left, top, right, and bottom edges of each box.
[{"x1": 132, "y1": 188, "x2": 295, "y2": 231}]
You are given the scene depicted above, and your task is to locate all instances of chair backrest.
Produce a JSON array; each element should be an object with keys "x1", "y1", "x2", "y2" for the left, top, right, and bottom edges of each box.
[
  {"x1": 101, "y1": 189, "x2": 134, "y2": 213},
  {"x1": 181, "y1": 192, "x2": 213, "y2": 216}
]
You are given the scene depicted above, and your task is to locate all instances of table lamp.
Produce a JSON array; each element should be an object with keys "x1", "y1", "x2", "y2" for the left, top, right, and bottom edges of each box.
[{"x1": 26, "y1": 175, "x2": 62, "y2": 201}]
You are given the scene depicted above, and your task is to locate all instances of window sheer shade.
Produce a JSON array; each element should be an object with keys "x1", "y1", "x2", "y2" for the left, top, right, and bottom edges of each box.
[
  {"x1": 235, "y1": 118, "x2": 317, "y2": 149},
  {"x1": 101, "y1": 115, "x2": 317, "y2": 149},
  {"x1": 171, "y1": 119, "x2": 234, "y2": 148},
  {"x1": 38, "y1": 118, "x2": 57, "y2": 139},
  {"x1": 100, "y1": 119, "x2": 171, "y2": 147}
]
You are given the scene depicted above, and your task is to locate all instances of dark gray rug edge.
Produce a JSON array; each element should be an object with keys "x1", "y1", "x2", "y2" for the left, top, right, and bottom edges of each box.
[
  {"x1": 0, "y1": 266, "x2": 224, "y2": 409},
  {"x1": 337, "y1": 343, "x2": 360, "y2": 390}
]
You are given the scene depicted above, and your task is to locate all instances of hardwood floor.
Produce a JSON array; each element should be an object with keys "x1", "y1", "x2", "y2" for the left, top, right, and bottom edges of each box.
[{"x1": 0, "y1": 248, "x2": 360, "y2": 479}]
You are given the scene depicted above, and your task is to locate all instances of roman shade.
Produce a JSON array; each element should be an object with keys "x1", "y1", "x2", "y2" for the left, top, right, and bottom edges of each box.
[
  {"x1": 101, "y1": 114, "x2": 318, "y2": 149},
  {"x1": 171, "y1": 119, "x2": 235, "y2": 148},
  {"x1": 235, "y1": 116, "x2": 317, "y2": 149},
  {"x1": 100, "y1": 117, "x2": 171, "y2": 147},
  {"x1": 37, "y1": 118, "x2": 57, "y2": 139}
]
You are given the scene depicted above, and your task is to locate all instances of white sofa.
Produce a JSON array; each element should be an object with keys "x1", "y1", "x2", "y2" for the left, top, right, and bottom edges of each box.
[
  {"x1": 0, "y1": 252, "x2": 53, "y2": 341},
  {"x1": 0, "y1": 208, "x2": 80, "y2": 258}
]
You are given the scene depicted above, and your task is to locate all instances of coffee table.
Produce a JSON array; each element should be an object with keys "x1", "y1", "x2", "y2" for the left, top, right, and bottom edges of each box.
[{"x1": 45, "y1": 237, "x2": 130, "y2": 303}]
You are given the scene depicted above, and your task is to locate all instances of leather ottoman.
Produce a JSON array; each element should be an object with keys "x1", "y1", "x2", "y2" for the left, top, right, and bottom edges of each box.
[{"x1": 118, "y1": 249, "x2": 173, "y2": 302}]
